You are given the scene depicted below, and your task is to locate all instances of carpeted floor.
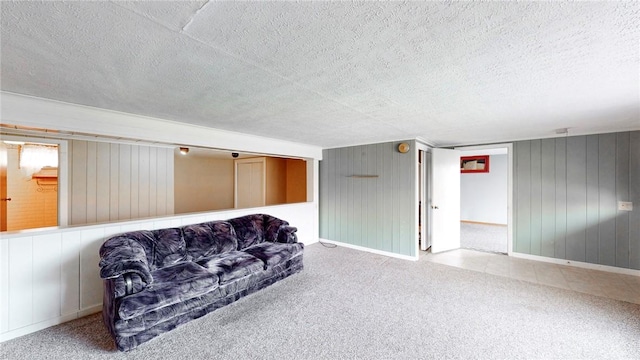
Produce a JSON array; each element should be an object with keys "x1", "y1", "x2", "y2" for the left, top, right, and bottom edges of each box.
[
  {"x1": 2, "y1": 243, "x2": 639, "y2": 359},
  {"x1": 460, "y1": 222, "x2": 508, "y2": 254}
]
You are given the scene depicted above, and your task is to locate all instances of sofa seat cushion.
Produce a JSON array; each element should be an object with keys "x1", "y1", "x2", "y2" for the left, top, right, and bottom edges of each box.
[
  {"x1": 197, "y1": 251, "x2": 265, "y2": 284},
  {"x1": 243, "y1": 242, "x2": 304, "y2": 270},
  {"x1": 118, "y1": 262, "x2": 219, "y2": 320}
]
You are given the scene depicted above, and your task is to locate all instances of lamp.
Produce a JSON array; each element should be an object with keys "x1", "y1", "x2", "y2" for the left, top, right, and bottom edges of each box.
[
  {"x1": 397, "y1": 142, "x2": 410, "y2": 153},
  {"x1": 179, "y1": 147, "x2": 189, "y2": 155}
]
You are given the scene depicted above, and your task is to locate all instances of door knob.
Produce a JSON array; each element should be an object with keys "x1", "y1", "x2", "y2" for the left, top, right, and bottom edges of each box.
[
  {"x1": 431, "y1": 205, "x2": 438, "y2": 209},
  {"x1": 1, "y1": 198, "x2": 11, "y2": 201}
]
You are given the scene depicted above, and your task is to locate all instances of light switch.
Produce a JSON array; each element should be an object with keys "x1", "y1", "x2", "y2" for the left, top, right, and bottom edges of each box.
[{"x1": 618, "y1": 201, "x2": 633, "y2": 211}]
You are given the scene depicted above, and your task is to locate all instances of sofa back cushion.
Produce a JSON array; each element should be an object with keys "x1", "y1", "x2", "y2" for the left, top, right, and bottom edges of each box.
[
  {"x1": 183, "y1": 221, "x2": 238, "y2": 261},
  {"x1": 151, "y1": 228, "x2": 188, "y2": 268},
  {"x1": 263, "y1": 214, "x2": 289, "y2": 242},
  {"x1": 228, "y1": 214, "x2": 266, "y2": 250}
]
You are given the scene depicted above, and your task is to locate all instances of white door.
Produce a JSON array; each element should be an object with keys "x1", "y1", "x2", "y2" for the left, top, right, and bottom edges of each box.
[
  {"x1": 430, "y1": 148, "x2": 461, "y2": 253},
  {"x1": 235, "y1": 158, "x2": 265, "y2": 208}
]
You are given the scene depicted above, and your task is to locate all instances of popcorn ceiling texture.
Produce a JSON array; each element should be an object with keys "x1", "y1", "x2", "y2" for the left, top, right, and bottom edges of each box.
[{"x1": 1, "y1": 1, "x2": 638, "y2": 147}]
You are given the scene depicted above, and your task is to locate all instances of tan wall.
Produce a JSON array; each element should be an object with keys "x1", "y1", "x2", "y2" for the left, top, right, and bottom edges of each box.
[
  {"x1": 265, "y1": 157, "x2": 287, "y2": 205},
  {"x1": 174, "y1": 152, "x2": 234, "y2": 213},
  {"x1": 6, "y1": 146, "x2": 57, "y2": 231},
  {"x1": 286, "y1": 159, "x2": 307, "y2": 203}
]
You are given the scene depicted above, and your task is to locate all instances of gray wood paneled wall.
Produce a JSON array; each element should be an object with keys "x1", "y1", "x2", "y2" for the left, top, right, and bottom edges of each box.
[
  {"x1": 320, "y1": 140, "x2": 416, "y2": 257},
  {"x1": 69, "y1": 140, "x2": 174, "y2": 225},
  {"x1": 514, "y1": 131, "x2": 640, "y2": 269}
]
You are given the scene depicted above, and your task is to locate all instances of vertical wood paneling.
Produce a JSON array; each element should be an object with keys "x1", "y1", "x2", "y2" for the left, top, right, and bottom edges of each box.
[
  {"x1": 615, "y1": 133, "x2": 630, "y2": 268},
  {"x1": 391, "y1": 146, "x2": 399, "y2": 252},
  {"x1": 585, "y1": 135, "x2": 600, "y2": 263},
  {"x1": 70, "y1": 141, "x2": 173, "y2": 225},
  {"x1": 629, "y1": 131, "x2": 640, "y2": 270},
  {"x1": 347, "y1": 148, "x2": 355, "y2": 245},
  {"x1": 362, "y1": 148, "x2": 370, "y2": 247},
  {"x1": 514, "y1": 131, "x2": 639, "y2": 270},
  {"x1": 515, "y1": 141, "x2": 531, "y2": 254},
  {"x1": 156, "y1": 148, "x2": 168, "y2": 215},
  {"x1": 71, "y1": 140, "x2": 87, "y2": 225},
  {"x1": 353, "y1": 149, "x2": 362, "y2": 246},
  {"x1": 80, "y1": 228, "x2": 105, "y2": 309},
  {"x1": 529, "y1": 140, "x2": 542, "y2": 256},
  {"x1": 319, "y1": 150, "x2": 329, "y2": 237},
  {"x1": 9, "y1": 236, "x2": 33, "y2": 330},
  {"x1": 118, "y1": 144, "x2": 131, "y2": 219},
  {"x1": 402, "y1": 149, "x2": 415, "y2": 255},
  {"x1": 566, "y1": 136, "x2": 587, "y2": 261},
  {"x1": 554, "y1": 138, "x2": 567, "y2": 259},
  {"x1": 130, "y1": 146, "x2": 139, "y2": 219},
  {"x1": 318, "y1": 141, "x2": 416, "y2": 257},
  {"x1": 32, "y1": 234, "x2": 62, "y2": 323},
  {"x1": 540, "y1": 138, "x2": 556, "y2": 257},
  {"x1": 109, "y1": 144, "x2": 119, "y2": 221},
  {"x1": 149, "y1": 147, "x2": 158, "y2": 216},
  {"x1": 60, "y1": 231, "x2": 81, "y2": 316},
  {"x1": 85, "y1": 142, "x2": 97, "y2": 223},
  {"x1": 165, "y1": 148, "x2": 174, "y2": 215},
  {"x1": 328, "y1": 149, "x2": 336, "y2": 240},
  {"x1": 598, "y1": 134, "x2": 616, "y2": 266},
  {"x1": 138, "y1": 146, "x2": 150, "y2": 218},
  {"x1": 382, "y1": 143, "x2": 393, "y2": 252},
  {"x1": 376, "y1": 143, "x2": 385, "y2": 251},
  {"x1": 96, "y1": 142, "x2": 110, "y2": 223},
  {"x1": 0, "y1": 237, "x2": 9, "y2": 333}
]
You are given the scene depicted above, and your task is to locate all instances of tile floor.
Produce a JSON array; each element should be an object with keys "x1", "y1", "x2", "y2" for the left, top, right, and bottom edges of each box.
[{"x1": 422, "y1": 248, "x2": 640, "y2": 305}]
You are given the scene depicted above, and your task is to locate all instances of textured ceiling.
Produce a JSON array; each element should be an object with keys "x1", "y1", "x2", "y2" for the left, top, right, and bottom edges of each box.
[{"x1": 1, "y1": 1, "x2": 639, "y2": 148}]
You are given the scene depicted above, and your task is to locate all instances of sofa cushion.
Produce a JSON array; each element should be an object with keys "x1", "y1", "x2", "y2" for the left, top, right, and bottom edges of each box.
[
  {"x1": 243, "y1": 242, "x2": 304, "y2": 270},
  {"x1": 118, "y1": 262, "x2": 218, "y2": 320},
  {"x1": 151, "y1": 228, "x2": 189, "y2": 268},
  {"x1": 263, "y1": 214, "x2": 289, "y2": 242},
  {"x1": 228, "y1": 214, "x2": 265, "y2": 250},
  {"x1": 183, "y1": 221, "x2": 238, "y2": 261},
  {"x1": 197, "y1": 251, "x2": 265, "y2": 284}
]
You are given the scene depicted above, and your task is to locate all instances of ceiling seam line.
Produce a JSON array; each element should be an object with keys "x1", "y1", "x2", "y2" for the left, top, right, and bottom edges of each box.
[{"x1": 181, "y1": 0, "x2": 212, "y2": 33}]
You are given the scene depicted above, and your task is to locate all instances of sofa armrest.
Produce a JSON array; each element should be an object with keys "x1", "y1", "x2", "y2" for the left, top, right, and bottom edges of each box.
[
  {"x1": 99, "y1": 237, "x2": 153, "y2": 295},
  {"x1": 110, "y1": 273, "x2": 148, "y2": 297},
  {"x1": 276, "y1": 226, "x2": 298, "y2": 244}
]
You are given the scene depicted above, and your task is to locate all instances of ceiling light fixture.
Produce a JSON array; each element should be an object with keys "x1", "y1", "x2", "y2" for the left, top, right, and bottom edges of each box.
[{"x1": 179, "y1": 147, "x2": 189, "y2": 155}]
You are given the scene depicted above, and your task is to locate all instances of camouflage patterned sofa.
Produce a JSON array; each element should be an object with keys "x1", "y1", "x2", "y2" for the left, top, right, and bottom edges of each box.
[{"x1": 99, "y1": 214, "x2": 304, "y2": 351}]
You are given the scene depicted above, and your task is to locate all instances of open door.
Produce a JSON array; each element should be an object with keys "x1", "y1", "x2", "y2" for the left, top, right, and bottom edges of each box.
[{"x1": 430, "y1": 148, "x2": 461, "y2": 253}]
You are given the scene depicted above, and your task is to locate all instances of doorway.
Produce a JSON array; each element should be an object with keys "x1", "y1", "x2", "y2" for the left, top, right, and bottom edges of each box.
[
  {"x1": 1, "y1": 137, "x2": 68, "y2": 231},
  {"x1": 456, "y1": 144, "x2": 512, "y2": 255}
]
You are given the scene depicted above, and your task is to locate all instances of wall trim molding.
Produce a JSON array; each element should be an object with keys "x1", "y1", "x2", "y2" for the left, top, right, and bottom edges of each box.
[
  {"x1": 318, "y1": 238, "x2": 419, "y2": 261},
  {"x1": 511, "y1": 252, "x2": 640, "y2": 277}
]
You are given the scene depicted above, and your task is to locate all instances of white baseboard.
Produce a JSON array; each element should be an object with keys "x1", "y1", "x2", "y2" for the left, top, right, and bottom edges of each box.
[
  {"x1": 0, "y1": 305, "x2": 102, "y2": 343},
  {"x1": 318, "y1": 238, "x2": 418, "y2": 261},
  {"x1": 511, "y1": 252, "x2": 640, "y2": 277}
]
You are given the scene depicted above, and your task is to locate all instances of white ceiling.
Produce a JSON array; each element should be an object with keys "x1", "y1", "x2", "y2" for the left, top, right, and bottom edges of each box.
[{"x1": 1, "y1": 1, "x2": 638, "y2": 148}]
